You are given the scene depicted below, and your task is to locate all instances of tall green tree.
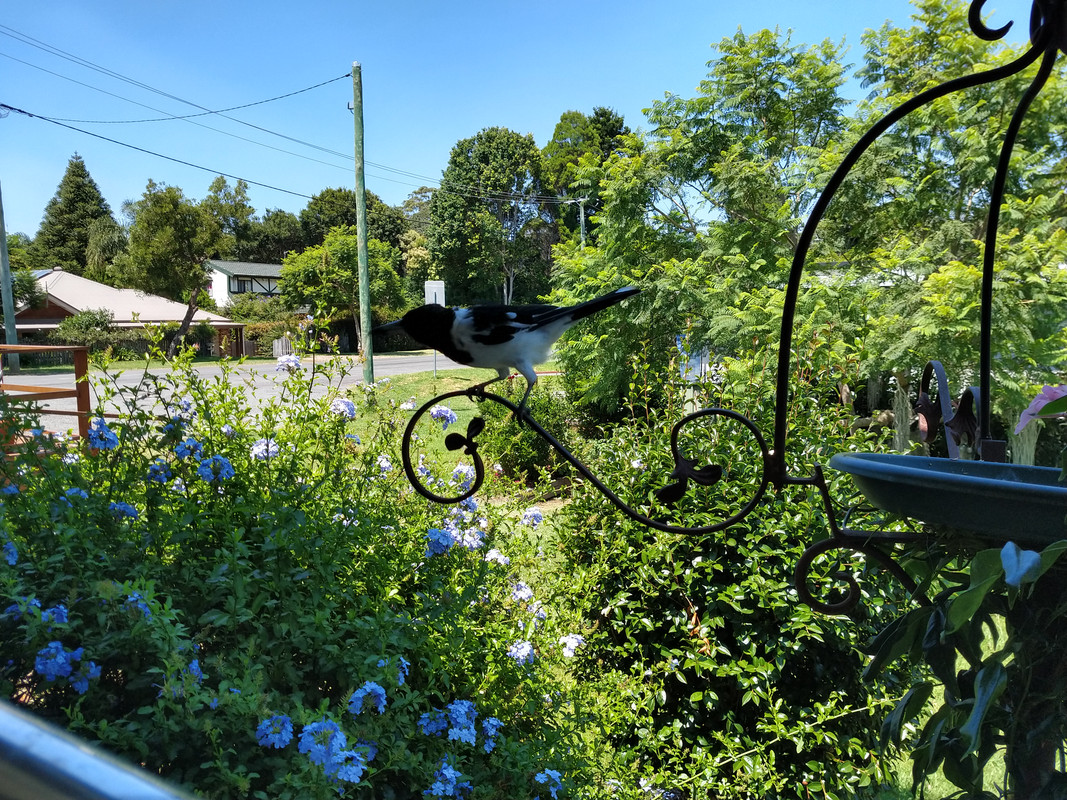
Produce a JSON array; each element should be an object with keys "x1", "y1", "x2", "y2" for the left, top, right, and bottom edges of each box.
[
  {"x1": 299, "y1": 188, "x2": 408, "y2": 249},
  {"x1": 542, "y1": 107, "x2": 629, "y2": 242},
  {"x1": 113, "y1": 180, "x2": 221, "y2": 353},
  {"x1": 280, "y1": 226, "x2": 407, "y2": 349},
  {"x1": 29, "y1": 154, "x2": 117, "y2": 274},
  {"x1": 247, "y1": 209, "x2": 304, "y2": 264},
  {"x1": 201, "y1": 177, "x2": 257, "y2": 261},
  {"x1": 84, "y1": 216, "x2": 128, "y2": 284},
  {"x1": 429, "y1": 126, "x2": 555, "y2": 304}
]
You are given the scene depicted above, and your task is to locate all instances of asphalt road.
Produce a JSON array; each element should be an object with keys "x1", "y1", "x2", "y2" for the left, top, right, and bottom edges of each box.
[{"x1": 1, "y1": 351, "x2": 470, "y2": 435}]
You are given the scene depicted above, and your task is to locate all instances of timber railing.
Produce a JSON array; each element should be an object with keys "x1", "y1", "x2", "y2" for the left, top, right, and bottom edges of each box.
[{"x1": 0, "y1": 345, "x2": 91, "y2": 441}]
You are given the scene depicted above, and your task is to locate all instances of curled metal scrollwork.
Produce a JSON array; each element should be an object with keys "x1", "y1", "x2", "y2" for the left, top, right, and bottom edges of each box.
[{"x1": 400, "y1": 387, "x2": 770, "y2": 535}]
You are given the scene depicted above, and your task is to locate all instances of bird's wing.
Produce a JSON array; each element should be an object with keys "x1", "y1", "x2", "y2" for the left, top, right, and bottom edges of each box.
[{"x1": 467, "y1": 304, "x2": 556, "y2": 345}]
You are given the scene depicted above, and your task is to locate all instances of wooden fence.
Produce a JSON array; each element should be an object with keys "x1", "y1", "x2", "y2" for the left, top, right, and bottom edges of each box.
[{"x1": 0, "y1": 344, "x2": 91, "y2": 441}]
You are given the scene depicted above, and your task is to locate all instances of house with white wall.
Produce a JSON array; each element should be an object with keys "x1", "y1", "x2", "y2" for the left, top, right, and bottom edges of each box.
[{"x1": 206, "y1": 260, "x2": 283, "y2": 308}]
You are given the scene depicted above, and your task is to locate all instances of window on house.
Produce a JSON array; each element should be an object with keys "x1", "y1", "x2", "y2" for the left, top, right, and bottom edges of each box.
[{"x1": 233, "y1": 279, "x2": 252, "y2": 293}]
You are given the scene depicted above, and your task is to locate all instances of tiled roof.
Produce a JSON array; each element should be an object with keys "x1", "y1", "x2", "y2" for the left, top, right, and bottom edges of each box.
[
  {"x1": 27, "y1": 269, "x2": 241, "y2": 327},
  {"x1": 205, "y1": 259, "x2": 283, "y2": 278}
]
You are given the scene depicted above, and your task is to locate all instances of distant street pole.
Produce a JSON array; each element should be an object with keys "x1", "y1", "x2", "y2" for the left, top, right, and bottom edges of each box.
[
  {"x1": 352, "y1": 61, "x2": 373, "y2": 384},
  {"x1": 577, "y1": 197, "x2": 588, "y2": 250},
  {"x1": 0, "y1": 181, "x2": 20, "y2": 373}
]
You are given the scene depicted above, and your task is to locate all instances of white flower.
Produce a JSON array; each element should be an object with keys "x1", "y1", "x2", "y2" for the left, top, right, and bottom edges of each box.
[
  {"x1": 250, "y1": 438, "x2": 280, "y2": 460},
  {"x1": 485, "y1": 549, "x2": 510, "y2": 566},
  {"x1": 400, "y1": 397, "x2": 417, "y2": 411},
  {"x1": 559, "y1": 633, "x2": 585, "y2": 658},
  {"x1": 275, "y1": 354, "x2": 301, "y2": 373},
  {"x1": 330, "y1": 397, "x2": 357, "y2": 419}
]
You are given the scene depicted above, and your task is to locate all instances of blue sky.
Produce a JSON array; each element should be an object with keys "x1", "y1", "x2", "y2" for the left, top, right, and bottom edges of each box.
[{"x1": 0, "y1": 0, "x2": 1034, "y2": 238}]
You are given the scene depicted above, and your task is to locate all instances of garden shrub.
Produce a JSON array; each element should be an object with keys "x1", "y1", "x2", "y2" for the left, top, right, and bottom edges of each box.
[
  {"x1": 0, "y1": 346, "x2": 617, "y2": 799},
  {"x1": 550, "y1": 333, "x2": 915, "y2": 799}
]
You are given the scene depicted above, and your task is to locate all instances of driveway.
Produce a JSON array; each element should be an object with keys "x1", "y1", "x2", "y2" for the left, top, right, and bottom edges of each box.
[{"x1": 2, "y1": 352, "x2": 468, "y2": 435}]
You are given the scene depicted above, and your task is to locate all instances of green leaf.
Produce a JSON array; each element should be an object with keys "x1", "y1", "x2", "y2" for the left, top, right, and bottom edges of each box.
[
  {"x1": 946, "y1": 574, "x2": 999, "y2": 634},
  {"x1": 879, "y1": 682, "x2": 934, "y2": 751},
  {"x1": 958, "y1": 662, "x2": 1007, "y2": 757}
]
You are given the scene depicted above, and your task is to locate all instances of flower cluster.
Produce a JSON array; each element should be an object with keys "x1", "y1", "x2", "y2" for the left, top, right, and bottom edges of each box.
[
  {"x1": 426, "y1": 757, "x2": 472, "y2": 799},
  {"x1": 347, "y1": 681, "x2": 387, "y2": 715},
  {"x1": 418, "y1": 698, "x2": 502, "y2": 755},
  {"x1": 34, "y1": 641, "x2": 101, "y2": 694},
  {"x1": 507, "y1": 640, "x2": 535, "y2": 666},
  {"x1": 87, "y1": 417, "x2": 119, "y2": 450},
  {"x1": 250, "y1": 438, "x2": 280, "y2": 460},
  {"x1": 174, "y1": 438, "x2": 203, "y2": 461},
  {"x1": 535, "y1": 768, "x2": 564, "y2": 799},
  {"x1": 196, "y1": 455, "x2": 235, "y2": 483},
  {"x1": 108, "y1": 501, "x2": 139, "y2": 519},
  {"x1": 276, "y1": 354, "x2": 301, "y2": 373},
  {"x1": 330, "y1": 397, "x2": 357, "y2": 419},
  {"x1": 559, "y1": 633, "x2": 585, "y2": 658},
  {"x1": 521, "y1": 506, "x2": 544, "y2": 528},
  {"x1": 430, "y1": 404, "x2": 459, "y2": 430}
]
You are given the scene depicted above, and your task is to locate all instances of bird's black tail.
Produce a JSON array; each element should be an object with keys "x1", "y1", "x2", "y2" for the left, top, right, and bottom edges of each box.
[{"x1": 541, "y1": 286, "x2": 640, "y2": 327}]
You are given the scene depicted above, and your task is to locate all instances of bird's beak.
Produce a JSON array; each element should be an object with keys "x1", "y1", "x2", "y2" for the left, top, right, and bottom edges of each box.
[{"x1": 372, "y1": 320, "x2": 402, "y2": 335}]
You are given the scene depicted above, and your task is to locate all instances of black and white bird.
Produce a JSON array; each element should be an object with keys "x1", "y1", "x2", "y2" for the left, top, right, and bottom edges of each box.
[{"x1": 373, "y1": 287, "x2": 640, "y2": 413}]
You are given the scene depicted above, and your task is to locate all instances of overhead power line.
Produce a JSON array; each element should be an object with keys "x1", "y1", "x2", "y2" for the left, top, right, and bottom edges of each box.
[
  {"x1": 0, "y1": 103, "x2": 314, "y2": 200},
  {"x1": 1, "y1": 24, "x2": 572, "y2": 208}
]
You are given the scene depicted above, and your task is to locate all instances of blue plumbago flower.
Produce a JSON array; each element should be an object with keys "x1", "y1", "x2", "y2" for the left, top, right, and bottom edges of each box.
[
  {"x1": 276, "y1": 353, "x2": 301, "y2": 372},
  {"x1": 400, "y1": 396, "x2": 417, "y2": 411},
  {"x1": 426, "y1": 757, "x2": 472, "y2": 799},
  {"x1": 507, "y1": 640, "x2": 535, "y2": 666},
  {"x1": 482, "y1": 717, "x2": 504, "y2": 753},
  {"x1": 512, "y1": 582, "x2": 535, "y2": 603},
  {"x1": 484, "y1": 548, "x2": 509, "y2": 566},
  {"x1": 125, "y1": 592, "x2": 152, "y2": 619},
  {"x1": 70, "y1": 661, "x2": 102, "y2": 695},
  {"x1": 446, "y1": 699, "x2": 478, "y2": 745},
  {"x1": 174, "y1": 438, "x2": 203, "y2": 461},
  {"x1": 298, "y1": 719, "x2": 346, "y2": 767},
  {"x1": 535, "y1": 769, "x2": 563, "y2": 799},
  {"x1": 397, "y1": 656, "x2": 410, "y2": 686},
  {"x1": 3, "y1": 541, "x2": 16, "y2": 566},
  {"x1": 108, "y1": 501, "x2": 139, "y2": 519},
  {"x1": 63, "y1": 487, "x2": 89, "y2": 502},
  {"x1": 35, "y1": 641, "x2": 83, "y2": 681},
  {"x1": 187, "y1": 659, "x2": 204, "y2": 682},
  {"x1": 418, "y1": 709, "x2": 449, "y2": 737},
  {"x1": 329, "y1": 748, "x2": 368, "y2": 783},
  {"x1": 170, "y1": 478, "x2": 187, "y2": 493},
  {"x1": 345, "y1": 433, "x2": 361, "y2": 444},
  {"x1": 330, "y1": 397, "x2": 357, "y2": 419},
  {"x1": 521, "y1": 506, "x2": 544, "y2": 528},
  {"x1": 197, "y1": 455, "x2": 235, "y2": 483},
  {"x1": 560, "y1": 633, "x2": 586, "y2": 658},
  {"x1": 356, "y1": 739, "x2": 378, "y2": 761},
  {"x1": 256, "y1": 714, "x2": 294, "y2": 749},
  {"x1": 429, "y1": 404, "x2": 458, "y2": 430},
  {"x1": 377, "y1": 454, "x2": 393, "y2": 474},
  {"x1": 451, "y1": 463, "x2": 476, "y2": 491},
  {"x1": 42, "y1": 604, "x2": 68, "y2": 624},
  {"x1": 250, "y1": 438, "x2": 280, "y2": 460},
  {"x1": 221, "y1": 423, "x2": 236, "y2": 438},
  {"x1": 4, "y1": 597, "x2": 40, "y2": 621},
  {"x1": 347, "y1": 680, "x2": 387, "y2": 715},
  {"x1": 88, "y1": 418, "x2": 119, "y2": 450},
  {"x1": 1, "y1": 484, "x2": 19, "y2": 496},
  {"x1": 147, "y1": 459, "x2": 172, "y2": 483},
  {"x1": 425, "y1": 527, "x2": 454, "y2": 557}
]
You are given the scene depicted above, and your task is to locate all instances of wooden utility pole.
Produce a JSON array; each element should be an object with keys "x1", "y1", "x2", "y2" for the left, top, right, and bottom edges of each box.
[
  {"x1": 352, "y1": 62, "x2": 373, "y2": 384},
  {"x1": 0, "y1": 181, "x2": 20, "y2": 373}
]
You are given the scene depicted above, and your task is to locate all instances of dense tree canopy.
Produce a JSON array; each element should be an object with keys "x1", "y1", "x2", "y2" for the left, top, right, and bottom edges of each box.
[
  {"x1": 429, "y1": 126, "x2": 555, "y2": 304},
  {"x1": 28, "y1": 154, "x2": 117, "y2": 275}
]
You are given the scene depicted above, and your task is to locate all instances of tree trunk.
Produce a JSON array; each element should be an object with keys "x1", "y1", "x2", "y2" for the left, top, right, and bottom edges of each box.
[
  {"x1": 168, "y1": 291, "x2": 200, "y2": 358},
  {"x1": 892, "y1": 372, "x2": 913, "y2": 452}
]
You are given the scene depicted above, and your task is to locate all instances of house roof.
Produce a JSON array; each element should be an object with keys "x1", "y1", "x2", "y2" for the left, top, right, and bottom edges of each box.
[
  {"x1": 21, "y1": 268, "x2": 242, "y2": 328},
  {"x1": 205, "y1": 259, "x2": 283, "y2": 279}
]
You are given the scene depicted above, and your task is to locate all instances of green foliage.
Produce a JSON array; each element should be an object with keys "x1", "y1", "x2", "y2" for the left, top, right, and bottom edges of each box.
[
  {"x1": 429, "y1": 127, "x2": 555, "y2": 305},
  {"x1": 201, "y1": 177, "x2": 258, "y2": 262},
  {"x1": 114, "y1": 180, "x2": 221, "y2": 302},
  {"x1": 48, "y1": 308, "x2": 149, "y2": 358},
  {"x1": 0, "y1": 266, "x2": 44, "y2": 321},
  {"x1": 551, "y1": 337, "x2": 909, "y2": 798},
  {"x1": 867, "y1": 538, "x2": 1067, "y2": 797},
  {"x1": 28, "y1": 154, "x2": 117, "y2": 275},
  {"x1": 299, "y1": 188, "x2": 408, "y2": 250},
  {"x1": 0, "y1": 347, "x2": 609, "y2": 799},
  {"x1": 221, "y1": 293, "x2": 295, "y2": 323}
]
